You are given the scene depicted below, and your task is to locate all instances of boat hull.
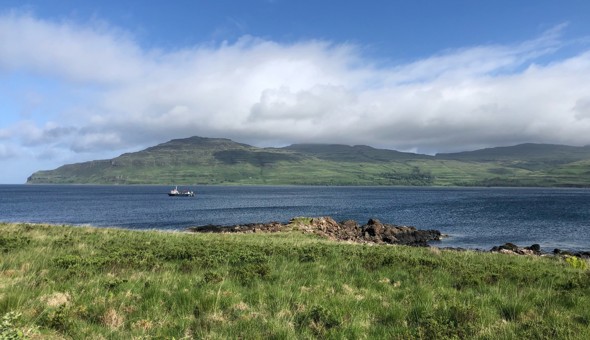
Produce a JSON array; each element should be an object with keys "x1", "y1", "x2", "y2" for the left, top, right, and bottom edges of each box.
[
  {"x1": 168, "y1": 193, "x2": 194, "y2": 197},
  {"x1": 168, "y1": 186, "x2": 195, "y2": 197}
]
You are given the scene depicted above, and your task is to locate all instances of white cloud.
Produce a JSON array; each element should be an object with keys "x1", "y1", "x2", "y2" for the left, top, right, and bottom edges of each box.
[
  {"x1": 573, "y1": 97, "x2": 590, "y2": 120},
  {"x1": 383, "y1": 23, "x2": 566, "y2": 85},
  {"x1": 70, "y1": 132, "x2": 123, "y2": 152},
  {"x1": 0, "y1": 11, "x2": 146, "y2": 84},
  {"x1": 1, "y1": 11, "x2": 590, "y2": 182}
]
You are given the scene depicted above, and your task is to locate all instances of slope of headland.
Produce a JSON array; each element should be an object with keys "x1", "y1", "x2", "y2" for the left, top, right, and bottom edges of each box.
[{"x1": 27, "y1": 136, "x2": 590, "y2": 187}]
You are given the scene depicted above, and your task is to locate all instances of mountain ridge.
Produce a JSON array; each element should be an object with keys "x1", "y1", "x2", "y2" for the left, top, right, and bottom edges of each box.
[
  {"x1": 27, "y1": 136, "x2": 590, "y2": 187},
  {"x1": 435, "y1": 143, "x2": 590, "y2": 161}
]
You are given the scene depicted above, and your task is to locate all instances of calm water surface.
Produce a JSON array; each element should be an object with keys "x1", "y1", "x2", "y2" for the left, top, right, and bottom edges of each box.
[{"x1": 1, "y1": 185, "x2": 589, "y2": 252}]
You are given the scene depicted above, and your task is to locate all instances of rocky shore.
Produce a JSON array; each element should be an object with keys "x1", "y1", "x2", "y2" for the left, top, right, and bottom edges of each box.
[
  {"x1": 488, "y1": 242, "x2": 590, "y2": 258},
  {"x1": 188, "y1": 216, "x2": 442, "y2": 247},
  {"x1": 188, "y1": 216, "x2": 590, "y2": 259}
]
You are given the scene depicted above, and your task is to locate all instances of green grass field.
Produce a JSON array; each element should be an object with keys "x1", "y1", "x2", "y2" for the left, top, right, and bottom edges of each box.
[{"x1": 1, "y1": 222, "x2": 589, "y2": 338}]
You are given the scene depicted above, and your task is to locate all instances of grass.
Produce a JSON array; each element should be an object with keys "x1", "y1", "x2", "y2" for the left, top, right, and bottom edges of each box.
[{"x1": 1, "y1": 222, "x2": 590, "y2": 338}]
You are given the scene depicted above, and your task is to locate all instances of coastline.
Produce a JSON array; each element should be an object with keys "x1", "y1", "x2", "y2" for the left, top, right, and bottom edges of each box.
[
  {"x1": 187, "y1": 216, "x2": 590, "y2": 258},
  {"x1": 4, "y1": 216, "x2": 590, "y2": 257}
]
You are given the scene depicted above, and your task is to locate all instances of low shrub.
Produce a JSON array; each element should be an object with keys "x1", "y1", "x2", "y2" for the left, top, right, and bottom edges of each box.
[
  {"x1": 39, "y1": 305, "x2": 70, "y2": 332},
  {"x1": 296, "y1": 305, "x2": 340, "y2": 336},
  {"x1": 0, "y1": 236, "x2": 31, "y2": 253},
  {"x1": 0, "y1": 312, "x2": 23, "y2": 339},
  {"x1": 565, "y1": 256, "x2": 588, "y2": 270}
]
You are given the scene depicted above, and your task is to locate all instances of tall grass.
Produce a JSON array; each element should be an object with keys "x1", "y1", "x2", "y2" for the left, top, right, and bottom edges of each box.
[{"x1": 1, "y1": 222, "x2": 589, "y2": 338}]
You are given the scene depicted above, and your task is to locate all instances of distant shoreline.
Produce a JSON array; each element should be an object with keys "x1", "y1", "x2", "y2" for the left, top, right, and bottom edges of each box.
[{"x1": 18, "y1": 182, "x2": 590, "y2": 188}]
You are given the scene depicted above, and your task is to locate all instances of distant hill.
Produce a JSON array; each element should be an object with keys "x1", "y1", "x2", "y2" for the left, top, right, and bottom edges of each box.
[
  {"x1": 436, "y1": 143, "x2": 590, "y2": 162},
  {"x1": 284, "y1": 144, "x2": 431, "y2": 162},
  {"x1": 27, "y1": 137, "x2": 590, "y2": 187}
]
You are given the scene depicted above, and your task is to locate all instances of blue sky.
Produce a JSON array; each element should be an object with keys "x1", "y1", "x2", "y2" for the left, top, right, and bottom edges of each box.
[{"x1": 1, "y1": 1, "x2": 590, "y2": 183}]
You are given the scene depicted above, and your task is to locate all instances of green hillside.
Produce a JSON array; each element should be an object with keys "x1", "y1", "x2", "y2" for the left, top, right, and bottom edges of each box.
[
  {"x1": 284, "y1": 144, "x2": 431, "y2": 162},
  {"x1": 436, "y1": 143, "x2": 590, "y2": 162},
  {"x1": 26, "y1": 137, "x2": 590, "y2": 187}
]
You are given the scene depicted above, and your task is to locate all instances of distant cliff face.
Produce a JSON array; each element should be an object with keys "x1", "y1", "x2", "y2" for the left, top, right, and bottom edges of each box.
[{"x1": 26, "y1": 136, "x2": 590, "y2": 187}]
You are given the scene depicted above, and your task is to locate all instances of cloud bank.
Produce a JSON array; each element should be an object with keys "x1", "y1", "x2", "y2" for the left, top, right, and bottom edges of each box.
[{"x1": 1, "y1": 12, "x2": 590, "y2": 182}]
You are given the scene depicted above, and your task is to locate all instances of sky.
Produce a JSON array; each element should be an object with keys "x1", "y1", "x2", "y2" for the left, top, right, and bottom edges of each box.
[{"x1": 1, "y1": 1, "x2": 590, "y2": 183}]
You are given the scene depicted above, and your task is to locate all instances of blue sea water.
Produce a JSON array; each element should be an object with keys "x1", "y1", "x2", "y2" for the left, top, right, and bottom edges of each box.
[{"x1": 1, "y1": 185, "x2": 589, "y2": 252}]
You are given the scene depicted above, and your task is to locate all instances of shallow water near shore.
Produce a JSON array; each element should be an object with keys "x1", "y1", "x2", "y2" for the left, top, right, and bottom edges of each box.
[{"x1": 1, "y1": 185, "x2": 589, "y2": 252}]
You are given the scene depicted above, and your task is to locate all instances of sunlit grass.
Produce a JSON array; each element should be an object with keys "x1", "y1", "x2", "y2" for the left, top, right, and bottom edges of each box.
[{"x1": 1, "y1": 222, "x2": 589, "y2": 338}]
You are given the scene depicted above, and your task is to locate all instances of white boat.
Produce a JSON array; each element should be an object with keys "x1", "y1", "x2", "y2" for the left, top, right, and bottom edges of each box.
[{"x1": 168, "y1": 186, "x2": 195, "y2": 197}]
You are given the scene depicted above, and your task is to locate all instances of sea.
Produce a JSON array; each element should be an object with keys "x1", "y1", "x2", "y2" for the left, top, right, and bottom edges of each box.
[{"x1": 1, "y1": 185, "x2": 589, "y2": 252}]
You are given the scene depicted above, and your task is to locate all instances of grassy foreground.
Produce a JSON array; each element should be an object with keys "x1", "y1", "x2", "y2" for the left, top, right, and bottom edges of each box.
[{"x1": 1, "y1": 222, "x2": 590, "y2": 339}]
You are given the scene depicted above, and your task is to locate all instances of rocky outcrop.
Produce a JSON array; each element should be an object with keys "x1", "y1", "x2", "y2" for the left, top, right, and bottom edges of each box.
[
  {"x1": 190, "y1": 220, "x2": 588, "y2": 257},
  {"x1": 490, "y1": 243, "x2": 542, "y2": 256},
  {"x1": 188, "y1": 216, "x2": 442, "y2": 246},
  {"x1": 293, "y1": 217, "x2": 442, "y2": 246},
  {"x1": 490, "y1": 243, "x2": 590, "y2": 259}
]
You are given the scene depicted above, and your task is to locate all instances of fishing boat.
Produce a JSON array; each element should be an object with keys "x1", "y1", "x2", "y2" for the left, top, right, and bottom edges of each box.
[{"x1": 168, "y1": 186, "x2": 195, "y2": 197}]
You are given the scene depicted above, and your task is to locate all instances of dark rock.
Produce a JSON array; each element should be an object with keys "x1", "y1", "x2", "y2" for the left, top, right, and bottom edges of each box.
[
  {"x1": 553, "y1": 248, "x2": 590, "y2": 258},
  {"x1": 363, "y1": 219, "x2": 384, "y2": 236},
  {"x1": 554, "y1": 248, "x2": 574, "y2": 256},
  {"x1": 491, "y1": 243, "x2": 542, "y2": 255},
  {"x1": 491, "y1": 243, "x2": 518, "y2": 252},
  {"x1": 503, "y1": 243, "x2": 519, "y2": 251}
]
